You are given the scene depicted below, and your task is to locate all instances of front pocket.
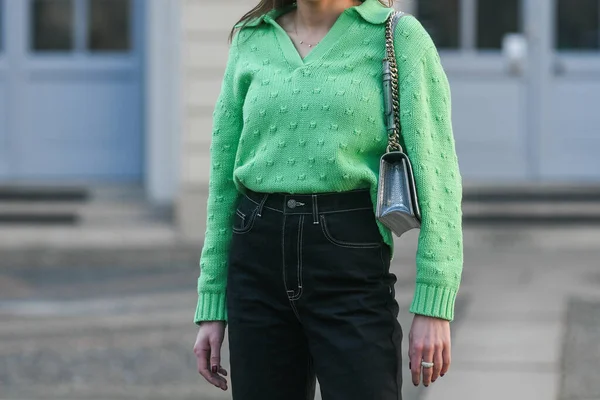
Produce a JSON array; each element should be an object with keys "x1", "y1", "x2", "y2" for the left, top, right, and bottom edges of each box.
[
  {"x1": 232, "y1": 196, "x2": 259, "y2": 234},
  {"x1": 235, "y1": 209, "x2": 246, "y2": 225},
  {"x1": 320, "y1": 212, "x2": 382, "y2": 249}
]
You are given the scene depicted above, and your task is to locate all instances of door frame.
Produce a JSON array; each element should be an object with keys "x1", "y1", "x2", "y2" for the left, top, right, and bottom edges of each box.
[
  {"x1": 0, "y1": 0, "x2": 18, "y2": 181},
  {"x1": 523, "y1": 0, "x2": 553, "y2": 181},
  {"x1": 145, "y1": 0, "x2": 181, "y2": 204}
]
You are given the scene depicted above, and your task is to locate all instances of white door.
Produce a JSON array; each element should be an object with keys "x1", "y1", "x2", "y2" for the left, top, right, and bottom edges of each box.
[
  {"x1": 410, "y1": 0, "x2": 530, "y2": 183},
  {"x1": 0, "y1": 0, "x2": 144, "y2": 182},
  {"x1": 540, "y1": 0, "x2": 600, "y2": 181},
  {"x1": 408, "y1": 0, "x2": 600, "y2": 183}
]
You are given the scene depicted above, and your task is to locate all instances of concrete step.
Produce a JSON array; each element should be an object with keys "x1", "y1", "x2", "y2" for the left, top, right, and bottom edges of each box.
[
  {"x1": 463, "y1": 184, "x2": 600, "y2": 202},
  {"x1": 0, "y1": 225, "x2": 181, "y2": 250},
  {"x1": 0, "y1": 184, "x2": 171, "y2": 226},
  {"x1": 0, "y1": 201, "x2": 171, "y2": 225},
  {"x1": 462, "y1": 184, "x2": 600, "y2": 224},
  {"x1": 0, "y1": 185, "x2": 88, "y2": 202},
  {"x1": 462, "y1": 201, "x2": 600, "y2": 223}
]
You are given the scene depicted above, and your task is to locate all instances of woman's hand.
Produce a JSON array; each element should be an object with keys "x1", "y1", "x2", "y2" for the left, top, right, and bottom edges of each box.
[
  {"x1": 193, "y1": 321, "x2": 228, "y2": 391},
  {"x1": 408, "y1": 314, "x2": 451, "y2": 387}
]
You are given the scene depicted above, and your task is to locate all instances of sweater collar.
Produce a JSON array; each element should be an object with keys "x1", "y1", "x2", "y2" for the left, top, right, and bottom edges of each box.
[
  {"x1": 239, "y1": 0, "x2": 393, "y2": 28},
  {"x1": 354, "y1": 0, "x2": 394, "y2": 24}
]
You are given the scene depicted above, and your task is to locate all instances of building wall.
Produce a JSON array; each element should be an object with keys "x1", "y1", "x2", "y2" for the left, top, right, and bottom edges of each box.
[{"x1": 178, "y1": 0, "x2": 255, "y2": 239}]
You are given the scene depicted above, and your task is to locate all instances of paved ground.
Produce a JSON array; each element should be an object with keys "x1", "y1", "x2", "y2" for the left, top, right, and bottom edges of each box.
[{"x1": 0, "y1": 226, "x2": 599, "y2": 400}]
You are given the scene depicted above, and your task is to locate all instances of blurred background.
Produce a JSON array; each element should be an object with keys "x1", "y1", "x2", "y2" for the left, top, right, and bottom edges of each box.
[{"x1": 0, "y1": 0, "x2": 599, "y2": 399}]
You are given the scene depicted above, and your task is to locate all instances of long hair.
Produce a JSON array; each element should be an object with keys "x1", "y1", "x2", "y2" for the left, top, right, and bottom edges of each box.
[{"x1": 230, "y1": 0, "x2": 394, "y2": 41}]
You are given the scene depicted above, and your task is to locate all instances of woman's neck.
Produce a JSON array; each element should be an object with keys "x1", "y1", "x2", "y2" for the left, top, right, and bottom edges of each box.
[{"x1": 295, "y1": 0, "x2": 361, "y2": 30}]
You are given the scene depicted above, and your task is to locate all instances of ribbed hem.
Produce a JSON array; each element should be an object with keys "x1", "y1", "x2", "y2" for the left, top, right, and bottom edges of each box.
[
  {"x1": 194, "y1": 292, "x2": 227, "y2": 325},
  {"x1": 409, "y1": 284, "x2": 457, "y2": 321}
]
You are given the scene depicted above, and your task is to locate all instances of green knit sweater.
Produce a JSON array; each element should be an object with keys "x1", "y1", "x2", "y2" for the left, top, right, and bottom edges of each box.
[{"x1": 195, "y1": 0, "x2": 463, "y2": 323}]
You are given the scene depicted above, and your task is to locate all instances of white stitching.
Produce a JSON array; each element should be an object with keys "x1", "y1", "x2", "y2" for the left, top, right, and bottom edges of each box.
[
  {"x1": 232, "y1": 207, "x2": 258, "y2": 234},
  {"x1": 297, "y1": 215, "x2": 303, "y2": 290},
  {"x1": 310, "y1": 189, "x2": 370, "y2": 197},
  {"x1": 278, "y1": 206, "x2": 374, "y2": 215},
  {"x1": 289, "y1": 215, "x2": 304, "y2": 301},
  {"x1": 319, "y1": 207, "x2": 373, "y2": 214},
  {"x1": 272, "y1": 206, "x2": 374, "y2": 215},
  {"x1": 289, "y1": 300, "x2": 302, "y2": 322},
  {"x1": 257, "y1": 193, "x2": 269, "y2": 217},
  {"x1": 264, "y1": 205, "x2": 284, "y2": 213},
  {"x1": 282, "y1": 213, "x2": 288, "y2": 294},
  {"x1": 245, "y1": 196, "x2": 284, "y2": 214},
  {"x1": 320, "y1": 215, "x2": 381, "y2": 249},
  {"x1": 312, "y1": 195, "x2": 319, "y2": 224}
]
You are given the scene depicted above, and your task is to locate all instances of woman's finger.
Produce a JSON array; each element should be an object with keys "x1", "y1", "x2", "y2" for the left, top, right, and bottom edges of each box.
[
  {"x1": 209, "y1": 337, "x2": 228, "y2": 390},
  {"x1": 209, "y1": 337, "x2": 221, "y2": 374},
  {"x1": 211, "y1": 372, "x2": 228, "y2": 390},
  {"x1": 195, "y1": 344, "x2": 226, "y2": 389},
  {"x1": 441, "y1": 340, "x2": 451, "y2": 377},
  {"x1": 421, "y1": 345, "x2": 435, "y2": 387},
  {"x1": 410, "y1": 343, "x2": 423, "y2": 386},
  {"x1": 431, "y1": 344, "x2": 444, "y2": 383},
  {"x1": 195, "y1": 347, "x2": 213, "y2": 382}
]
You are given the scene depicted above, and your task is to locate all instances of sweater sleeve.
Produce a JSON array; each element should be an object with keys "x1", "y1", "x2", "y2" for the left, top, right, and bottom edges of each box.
[
  {"x1": 397, "y1": 29, "x2": 464, "y2": 321},
  {"x1": 194, "y1": 34, "x2": 246, "y2": 324}
]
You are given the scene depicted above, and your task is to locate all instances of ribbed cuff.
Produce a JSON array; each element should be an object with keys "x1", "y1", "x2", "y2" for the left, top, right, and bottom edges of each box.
[
  {"x1": 194, "y1": 292, "x2": 227, "y2": 325},
  {"x1": 409, "y1": 283, "x2": 457, "y2": 321}
]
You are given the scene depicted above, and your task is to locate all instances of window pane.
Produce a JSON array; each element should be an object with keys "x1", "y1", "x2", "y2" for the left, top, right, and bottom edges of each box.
[
  {"x1": 477, "y1": 0, "x2": 521, "y2": 49},
  {"x1": 32, "y1": 0, "x2": 74, "y2": 51},
  {"x1": 88, "y1": 0, "x2": 131, "y2": 51},
  {"x1": 417, "y1": 0, "x2": 460, "y2": 49},
  {"x1": 557, "y1": 0, "x2": 599, "y2": 50}
]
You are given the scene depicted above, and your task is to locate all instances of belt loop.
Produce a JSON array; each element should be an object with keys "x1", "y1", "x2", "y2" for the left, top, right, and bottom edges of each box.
[
  {"x1": 312, "y1": 194, "x2": 319, "y2": 225},
  {"x1": 257, "y1": 193, "x2": 269, "y2": 217}
]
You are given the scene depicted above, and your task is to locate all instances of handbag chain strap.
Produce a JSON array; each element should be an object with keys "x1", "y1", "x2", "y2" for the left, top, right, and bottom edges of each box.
[{"x1": 385, "y1": 12, "x2": 403, "y2": 153}]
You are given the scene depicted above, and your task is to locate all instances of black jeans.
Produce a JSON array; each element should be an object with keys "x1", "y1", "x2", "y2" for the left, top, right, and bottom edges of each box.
[{"x1": 227, "y1": 189, "x2": 403, "y2": 400}]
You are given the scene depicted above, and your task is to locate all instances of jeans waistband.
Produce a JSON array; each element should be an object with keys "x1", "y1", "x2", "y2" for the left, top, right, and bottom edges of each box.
[{"x1": 244, "y1": 188, "x2": 373, "y2": 217}]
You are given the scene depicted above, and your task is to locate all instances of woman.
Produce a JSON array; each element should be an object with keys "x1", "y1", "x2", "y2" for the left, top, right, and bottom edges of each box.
[{"x1": 193, "y1": 0, "x2": 463, "y2": 399}]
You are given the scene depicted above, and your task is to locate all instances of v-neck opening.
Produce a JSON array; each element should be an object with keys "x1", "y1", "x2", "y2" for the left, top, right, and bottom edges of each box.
[{"x1": 265, "y1": 6, "x2": 358, "y2": 68}]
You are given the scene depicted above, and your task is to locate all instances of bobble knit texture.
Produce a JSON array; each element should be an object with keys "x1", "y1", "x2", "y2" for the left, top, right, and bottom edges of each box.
[{"x1": 195, "y1": 0, "x2": 463, "y2": 324}]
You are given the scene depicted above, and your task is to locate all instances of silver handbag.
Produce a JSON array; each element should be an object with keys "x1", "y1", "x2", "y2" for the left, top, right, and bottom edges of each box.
[{"x1": 376, "y1": 11, "x2": 421, "y2": 237}]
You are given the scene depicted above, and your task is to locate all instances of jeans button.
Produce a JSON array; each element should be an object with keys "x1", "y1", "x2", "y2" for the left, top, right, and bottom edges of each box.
[{"x1": 287, "y1": 199, "x2": 297, "y2": 209}]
